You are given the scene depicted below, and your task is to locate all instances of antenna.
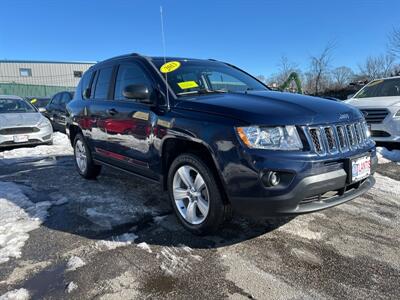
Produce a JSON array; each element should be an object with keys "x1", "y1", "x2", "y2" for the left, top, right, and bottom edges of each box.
[{"x1": 160, "y1": 6, "x2": 170, "y2": 110}]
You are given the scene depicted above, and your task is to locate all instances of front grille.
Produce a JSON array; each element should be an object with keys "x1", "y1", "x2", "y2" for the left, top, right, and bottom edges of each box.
[
  {"x1": 0, "y1": 127, "x2": 39, "y2": 135},
  {"x1": 360, "y1": 108, "x2": 389, "y2": 124},
  {"x1": 305, "y1": 121, "x2": 370, "y2": 155}
]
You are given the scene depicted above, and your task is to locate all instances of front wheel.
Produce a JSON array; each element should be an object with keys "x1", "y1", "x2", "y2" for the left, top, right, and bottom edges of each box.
[
  {"x1": 73, "y1": 133, "x2": 102, "y2": 179},
  {"x1": 168, "y1": 153, "x2": 231, "y2": 235}
]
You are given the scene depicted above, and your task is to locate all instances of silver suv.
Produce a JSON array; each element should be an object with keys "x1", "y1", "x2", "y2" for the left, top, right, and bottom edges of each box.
[{"x1": 347, "y1": 76, "x2": 400, "y2": 144}]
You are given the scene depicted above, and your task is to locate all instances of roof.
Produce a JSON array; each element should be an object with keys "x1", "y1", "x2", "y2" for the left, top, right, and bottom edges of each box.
[
  {"x1": 0, "y1": 59, "x2": 97, "y2": 65},
  {"x1": 0, "y1": 94, "x2": 23, "y2": 100}
]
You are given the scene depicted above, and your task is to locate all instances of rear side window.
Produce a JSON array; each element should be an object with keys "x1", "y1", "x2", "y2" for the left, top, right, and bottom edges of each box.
[
  {"x1": 81, "y1": 70, "x2": 94, "y2": 99},
  {"x1": 114, "y1": 63, "x2": 152, "y2": 100},
  {"x1": 94, "y1": 67, "x2": 113, "y2": 100}
]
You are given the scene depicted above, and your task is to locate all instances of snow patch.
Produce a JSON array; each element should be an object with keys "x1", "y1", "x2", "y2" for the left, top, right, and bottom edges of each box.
[
  {"x1": 137, "y1": 242, "x2": 152, "y2": 253},
  {"x1": 0, "y1": 132, "x2": 72, "y2": 164},
  {"x1": 96, "y1": 233, "x2": 138, "y2": 250},
  {"x1": 0, "y1": 182, "x2": 51, "y2": 264},
  {"x1": 66, "y1": 282, "x2": 78, "y2": 293},
  {"x1": 159, "y1": 246, "x2": 193, "y2": 275},
  {"x1": 377, "y1": 147, "x2": 400, "y2": 163},
  {"x1": 66, "y1": 256, "x2": 86, "y2": 271},
  {"x1": 0, "y1": 288, "x2": 30, "y2": 300}
]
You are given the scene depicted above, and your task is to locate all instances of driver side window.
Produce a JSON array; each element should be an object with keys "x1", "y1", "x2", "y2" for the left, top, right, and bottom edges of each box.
[{"x1": 114, "y1": 63, "x2": 152, "y2": 100}]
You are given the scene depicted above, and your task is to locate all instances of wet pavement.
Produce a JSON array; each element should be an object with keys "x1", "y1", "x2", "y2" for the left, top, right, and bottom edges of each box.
[{"x1": 0, "y1": 145, "x2": 399, "y2": 299}]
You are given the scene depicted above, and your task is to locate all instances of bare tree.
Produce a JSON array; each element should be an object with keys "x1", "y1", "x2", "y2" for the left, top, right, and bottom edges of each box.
[
  {"x1": 358, "y1": 54, "x2": 396, "y2": 80},
  {"x1": 308, "y1": 41, "x2": 336, "y2": 95},
  {"x1": 331, "y1": 66, "x2": 354, "y2": 89},
  {"x1": 267, "y1": 55, "x2": 302, "y2": 91},
  {"x1": 388, "y1": 27, "x2": 400, "y2": 58}
]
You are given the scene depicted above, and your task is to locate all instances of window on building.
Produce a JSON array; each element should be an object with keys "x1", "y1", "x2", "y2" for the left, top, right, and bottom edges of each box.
[
  {"x1": 73, "y1": 71, "x2": 83, "y2": 78},
  {"x1": 19, "y1": 68, "x2": 32, "y2": 77},
  {"x1": 94, "y1": 67, "x2": 113, "y2": 100}
]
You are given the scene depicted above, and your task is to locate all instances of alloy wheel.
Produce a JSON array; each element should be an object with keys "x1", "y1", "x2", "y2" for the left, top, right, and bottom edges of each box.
[{"x1": 172, "y1": 165, "x2": 210, "y2": 225}]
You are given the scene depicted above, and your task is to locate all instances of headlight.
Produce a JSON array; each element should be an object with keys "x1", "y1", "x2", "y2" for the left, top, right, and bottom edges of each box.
[
  {"x1": 38, "y1": 118, "x2": 51, "y2": 128},
  {"x1": 236, "y1": 125, "x2": 303, "y2": 150}
]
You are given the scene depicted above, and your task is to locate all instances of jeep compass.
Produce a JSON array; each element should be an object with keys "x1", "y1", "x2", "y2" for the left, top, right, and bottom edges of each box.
[{"x1": 66, "y1": 53, "x2": 377, "y2": 235}]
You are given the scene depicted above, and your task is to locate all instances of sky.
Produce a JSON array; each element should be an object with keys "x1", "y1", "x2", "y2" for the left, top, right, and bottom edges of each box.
[{"x1": 0, "y1": 0, "x2": 399, "y2": 77}]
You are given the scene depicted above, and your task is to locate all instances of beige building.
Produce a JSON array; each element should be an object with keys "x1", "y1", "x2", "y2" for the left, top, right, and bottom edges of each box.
[{"x1": 0, "y1": 60, "x2": 96, "y2": 97}]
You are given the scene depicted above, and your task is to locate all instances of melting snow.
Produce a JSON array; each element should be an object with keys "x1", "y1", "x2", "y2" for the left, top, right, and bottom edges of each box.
[
  {"x1": 66, "y1": 256, "x2": 86, "y2": 271},
  {"x1": 0, "y1": 182, "x2": 51, "y2": 264},
  {"x1": 0, "y1": 132, "x2": 72, "y2": 164},
  {"x1": 96, "y1": 233, "x2": 138, "y2": 250},
  {"x1": 66, "y1": 282, "x2": 78, "y2": 293},
  {"x1": 0, "y1": 288, "x2": 30, "y2": 300},
  {"x1": 377, "y1": 147, "x2": 400, "y2": 163},
  {"x1": 137, "y1": 242, "x2": 152, "y2": 253}
]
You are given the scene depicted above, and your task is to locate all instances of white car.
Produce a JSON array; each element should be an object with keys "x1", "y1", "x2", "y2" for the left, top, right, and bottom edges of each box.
[
  {"x1": 0, "y1": 95, "x2": 53, "y2": 147},
  {"x1": 346, "y1": 76, "x2": 400, "y2": 144}
]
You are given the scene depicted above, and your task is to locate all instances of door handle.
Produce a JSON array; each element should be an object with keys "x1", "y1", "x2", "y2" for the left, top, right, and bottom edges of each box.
[{"x1": 107, "y1": 108, "x2": 118, "y2": 116}]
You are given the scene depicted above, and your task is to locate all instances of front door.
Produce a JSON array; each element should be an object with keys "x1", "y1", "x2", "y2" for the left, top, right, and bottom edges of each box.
[{"x1": 92, "y1": 61, "x2": 160, "y2": 180}]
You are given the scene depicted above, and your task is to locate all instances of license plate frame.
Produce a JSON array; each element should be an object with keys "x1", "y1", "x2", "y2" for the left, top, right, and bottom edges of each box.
[
  {"x1": 13, "y1": 135, "x2": 29, "y2": 143},
  {"x1": 350, "y1": 154, "x2": 371, "y2": 183}
]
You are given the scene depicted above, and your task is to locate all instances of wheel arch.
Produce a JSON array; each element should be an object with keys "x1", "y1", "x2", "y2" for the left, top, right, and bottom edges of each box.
[{"x1": 161, "y1": 137, "x2": 230, "y2": 204}]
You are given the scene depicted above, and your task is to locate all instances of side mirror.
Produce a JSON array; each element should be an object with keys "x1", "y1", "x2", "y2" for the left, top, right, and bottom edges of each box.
[
  {"x1": 347, "y1": 93, "x2": 355, "y2": 99},
  {"x1": 38, "y1": 107, "x2": 46, "y2": 113},
  {"x1": 123, "y1": 84, "x2": 153, "y2": 104}
]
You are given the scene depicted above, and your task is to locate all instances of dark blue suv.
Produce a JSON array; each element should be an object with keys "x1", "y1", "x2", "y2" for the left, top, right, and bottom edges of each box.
[{"x1": 66, "y1": 53, "x2": 377, "y2": 235}]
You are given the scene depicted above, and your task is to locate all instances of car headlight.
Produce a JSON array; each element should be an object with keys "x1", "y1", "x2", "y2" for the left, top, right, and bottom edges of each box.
[
  {"x1": 38, "y1": 118, "x2": 51, "y2": 128},
  {"x1": 236, "y1": 125, "x2": 303, "y2": 150}
]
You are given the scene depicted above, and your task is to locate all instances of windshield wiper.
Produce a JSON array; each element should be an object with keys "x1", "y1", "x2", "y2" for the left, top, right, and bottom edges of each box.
[{"x1": 177, "y1": 89, "x2": 228, "y2": 96}]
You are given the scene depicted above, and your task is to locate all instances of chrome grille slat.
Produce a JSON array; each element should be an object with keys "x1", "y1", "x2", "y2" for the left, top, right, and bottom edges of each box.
[{"x1": 305, "y1": 121, "x2": 371, "y2": 156}]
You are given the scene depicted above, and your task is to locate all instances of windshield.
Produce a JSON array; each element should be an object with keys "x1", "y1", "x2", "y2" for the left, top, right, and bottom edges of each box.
[
  {"x1": 355, "y1": 78, "x2": 400, "y2": 99},
  {"x1": 152, "y1": 59, "x2": 268, "y2": 97},
  {"x1": 0, "y1": 98, "x2": 37, "y2": 113}
]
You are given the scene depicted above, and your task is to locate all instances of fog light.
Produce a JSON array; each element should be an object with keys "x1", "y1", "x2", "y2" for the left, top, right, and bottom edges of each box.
[{"x1": 262, "y1": 171, "x2": 281, "y2": 187}]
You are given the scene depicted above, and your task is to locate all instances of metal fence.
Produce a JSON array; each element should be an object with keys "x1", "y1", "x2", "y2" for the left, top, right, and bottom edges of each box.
[{"x1": 0, "y1": 82, "x2": 75, "y2": 98}]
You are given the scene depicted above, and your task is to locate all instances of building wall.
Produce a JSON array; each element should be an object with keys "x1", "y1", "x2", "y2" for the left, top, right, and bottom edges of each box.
[{"x1": 0, "y1": 61, "x2": 95, "y2": 87}]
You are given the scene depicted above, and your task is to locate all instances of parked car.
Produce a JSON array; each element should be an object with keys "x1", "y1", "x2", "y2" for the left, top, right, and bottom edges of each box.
[
  {"x1": 66, "y1": 54, "x2": 377, "y2": 234},
  {"x1": 25, "y1": 97, "x2": 51, "y2": 112},
  {"x1": 0, "y1": 95, "x2": 53, "y2": 147},
  {"x1": 44, "y1": 91, "x2": 74, "y2": 132},
  {"x1": 346, "y1": 76, "x2": 400, "y2": 144}
]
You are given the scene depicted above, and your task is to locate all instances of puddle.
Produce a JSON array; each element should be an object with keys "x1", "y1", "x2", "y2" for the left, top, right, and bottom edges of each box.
[
  {"x1": 23, "y1": 262, "x2": 67, "y2": 299},
  {"x1": 141, "y1": 273, "x2": 178, "y2": 295}
]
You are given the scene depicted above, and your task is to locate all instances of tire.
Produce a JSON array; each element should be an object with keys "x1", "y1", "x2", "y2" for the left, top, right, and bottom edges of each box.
[
  {"x1": 168, "y1": 153, "x2": 231, "y2": 235},
  {"x1": 73, "y1": 133, "x2": 102, "y2": 179}
]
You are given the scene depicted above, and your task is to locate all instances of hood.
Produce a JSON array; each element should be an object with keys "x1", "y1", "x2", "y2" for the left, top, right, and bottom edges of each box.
[
  {"x1": 346, "y1": 96, "x2": 400, "y2": 108},
  {"x1": 0, "y1": 112, "x2": 43, "y2": 128},
  {"x1": 175, "y1": 91, "x2": 362, "y2": 126}
]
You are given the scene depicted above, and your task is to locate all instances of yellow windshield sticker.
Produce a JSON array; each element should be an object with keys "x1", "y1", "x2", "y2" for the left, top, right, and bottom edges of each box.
[
  {"x1": 30, "y1": 98, "x2": 37, "y2": 104},
  {"x1": 368, "y1": 79, "x2": 384, "y2": 87},
  {"x1": 160, "y1": 61, "x2": 181, "y2": 73},
  {"x1": 177, "y1": 81, "x2": 199, "y2": 89}
]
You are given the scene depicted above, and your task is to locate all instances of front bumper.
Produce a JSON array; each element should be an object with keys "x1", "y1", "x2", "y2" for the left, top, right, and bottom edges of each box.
[
  {"x1": 222, "y1": 146, "x2": 377, "y2": 217},
  {"x1": 0, "y1": 126, "x2": 53, "y2": 147},
  {"x1": 369, "y1": 119, "x2": 400, "y2": 143}
]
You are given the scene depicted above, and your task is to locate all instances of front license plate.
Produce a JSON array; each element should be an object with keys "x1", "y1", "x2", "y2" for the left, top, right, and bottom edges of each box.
[
  {"x1": 13, "y1": 135, "x2": 29, "y2": 143},
  {"x1": 351, "y1": 155, "x2": 371, "y2": 182}
]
